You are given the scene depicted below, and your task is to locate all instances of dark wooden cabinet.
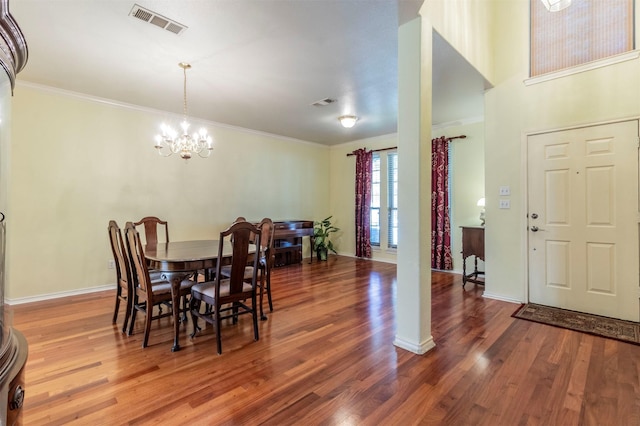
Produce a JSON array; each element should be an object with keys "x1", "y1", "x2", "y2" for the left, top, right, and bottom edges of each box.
[
  {"x1": 461, "y1": 226, "x2": 485, "y2": 287},
  {"x1": 272, "y1": 220, "x2": 314, "y2": 267}
]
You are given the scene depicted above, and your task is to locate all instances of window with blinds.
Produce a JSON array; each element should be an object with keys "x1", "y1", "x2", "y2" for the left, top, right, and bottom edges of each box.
[
  {"x1": 530, "y1": 0, "x2": 634, "y2": 77},
  {"x1": 369, "y1": 151, "x2": 398, "y2": 249}
]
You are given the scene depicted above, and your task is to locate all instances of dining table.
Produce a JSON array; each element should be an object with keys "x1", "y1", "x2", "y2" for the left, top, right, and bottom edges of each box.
[{"x1": 144, "y1": 239, "x2": 254, "y2": 352}]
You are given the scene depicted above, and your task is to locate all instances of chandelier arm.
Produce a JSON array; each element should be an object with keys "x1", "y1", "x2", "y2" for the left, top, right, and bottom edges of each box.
[
  {"x1": 154, "y1": 140, "x2": 174, "y2": 157},
  {"x1": 198, "y1": 147, "x2": 212, "y2": 158}
]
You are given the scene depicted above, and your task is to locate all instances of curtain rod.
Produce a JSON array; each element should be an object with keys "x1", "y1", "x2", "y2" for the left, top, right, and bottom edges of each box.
[
  {"x1": 346, "y1": 146, "x2": 397, "y2": 157},
  {"x1": 345, "y1": 135, "x2": 466, "y2": 157}
]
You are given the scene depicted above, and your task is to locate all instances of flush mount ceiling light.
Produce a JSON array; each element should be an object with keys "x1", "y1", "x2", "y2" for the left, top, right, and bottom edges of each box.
[
  {"x1": 338, "y1": 115, "x2": 358, "y2": 128},
  {"x1": 154, "y1": 63, "x2": 213, "y2": 160},
  {"x1": 540, "y1": 0, "x2": 571, "y2": 12}
]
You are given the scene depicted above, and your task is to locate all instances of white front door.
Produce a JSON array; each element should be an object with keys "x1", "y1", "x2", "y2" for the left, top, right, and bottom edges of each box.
[{"x1": 527, "y1": 120, "x2": 640, "y2": 321}]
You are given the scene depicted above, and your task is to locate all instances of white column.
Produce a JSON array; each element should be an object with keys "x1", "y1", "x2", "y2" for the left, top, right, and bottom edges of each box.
[{"x1": 394, "y1": 16, "x2": 435, "y2": 354}]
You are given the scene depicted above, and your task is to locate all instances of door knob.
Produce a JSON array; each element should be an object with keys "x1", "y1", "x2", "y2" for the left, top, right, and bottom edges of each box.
[
  {"x1": 531, "y1": 213, "x2": 538, "y2": 219},
  {"x1": 531, "y1": 226, "x2": 539, "y2": 232}
]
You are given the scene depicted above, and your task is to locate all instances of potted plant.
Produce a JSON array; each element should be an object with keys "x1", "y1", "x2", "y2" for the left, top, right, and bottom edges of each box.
[{"x1": 313, "y1": 216, "x2": 339, "y2": 261}]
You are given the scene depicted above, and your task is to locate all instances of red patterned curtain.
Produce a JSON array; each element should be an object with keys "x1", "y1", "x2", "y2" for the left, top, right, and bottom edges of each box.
[
  {"x1": 431, "y1": 136, "x2": 453, "y2": 270},
  {"x1": 354, "y1": 148, "x2": 372, "y2": 258}
]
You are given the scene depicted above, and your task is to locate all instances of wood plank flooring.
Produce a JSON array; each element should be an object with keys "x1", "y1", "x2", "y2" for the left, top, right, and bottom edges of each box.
[{"x1": 9, "y1": 256, "x2": 640, "y2": 425}]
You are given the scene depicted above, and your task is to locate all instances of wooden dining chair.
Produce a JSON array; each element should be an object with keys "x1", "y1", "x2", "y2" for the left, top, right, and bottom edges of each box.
[
  {"x1": 124, "y1": 222, "x2": 196, "y2": 348},
  {"x1": 257, "y1": 218, "x2": 276, "y2": 317},
  {"x1": 219, "y1": 217, "x2": 275, "y2": 320},
  {"x1": 108, "y1": 220, "x2": 133, "y2": 333},
  {"x1": 133, "y1": 216, "x2": 169, "y2": 246},
  {"x1": 190, "y1": 220, "x2": 262, "y2": 354},
  {"x1": 132, "y1": 215, "x2": 194, "y2": 314},
  {"x1": 109, "y1": 220, "x2": 170, "y2": 333}
]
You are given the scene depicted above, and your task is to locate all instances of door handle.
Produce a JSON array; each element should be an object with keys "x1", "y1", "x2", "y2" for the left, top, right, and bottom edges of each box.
[{"x1": 530, "y1": 226, "x2": 545, "y2": 232}]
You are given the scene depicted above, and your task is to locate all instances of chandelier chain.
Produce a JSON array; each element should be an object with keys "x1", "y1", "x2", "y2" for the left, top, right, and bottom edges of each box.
[{"x1": 183, "y1": 65, "x2": 188, "y2": 117}]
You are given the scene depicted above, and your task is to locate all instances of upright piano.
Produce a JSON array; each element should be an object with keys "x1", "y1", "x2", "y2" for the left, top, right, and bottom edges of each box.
[{"x1": 272, "y1": 220, "x2": 314, "y2": 266}]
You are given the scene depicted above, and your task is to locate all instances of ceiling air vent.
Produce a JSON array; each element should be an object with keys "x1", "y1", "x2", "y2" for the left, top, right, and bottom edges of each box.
[
  {"x1": 311, "y1": 98, "x2": 337, "y2": 107},
  {"x1": 129, "y1": 4, "x2": 187, "y2": 35}
]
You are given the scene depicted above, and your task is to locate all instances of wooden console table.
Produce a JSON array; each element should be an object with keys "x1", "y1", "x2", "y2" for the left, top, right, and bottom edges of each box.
[
  {"x1": 460, "y1": 226, "x2": 484, "y2": 287},
  {"x1": 272, "y1": 220, "x2": 314, "y2": 267}
]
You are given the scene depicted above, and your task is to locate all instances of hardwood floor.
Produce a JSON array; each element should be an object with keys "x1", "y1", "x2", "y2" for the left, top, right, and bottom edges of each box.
[{"x1": 10, "y1": 256, "x2": 640, "y2": 425}]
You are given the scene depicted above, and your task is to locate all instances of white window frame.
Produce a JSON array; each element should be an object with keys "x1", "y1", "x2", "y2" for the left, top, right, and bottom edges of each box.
[{"x1": 370, "y1": 150, "x2": 398, "y2": 251}]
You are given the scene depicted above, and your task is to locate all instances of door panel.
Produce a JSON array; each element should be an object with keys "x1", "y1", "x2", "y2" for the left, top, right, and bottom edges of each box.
[{"x1": 527, "y1": 120, "x2": 639, "y2": 321}]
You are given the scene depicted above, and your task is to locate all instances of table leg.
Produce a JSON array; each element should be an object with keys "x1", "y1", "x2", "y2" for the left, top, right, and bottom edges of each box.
[
  {"x1": 162, "y1": 271, "x2": 189, "y2": 352},
  {"x1": 473, "y1": 256, "x2": 479, "y2": 280},
  {"x1": 462, "y1": 256, "x2": 468, "y2": 287},
  {"x1": 309, "y1": 235, "x2": 315, "y2": 264}
]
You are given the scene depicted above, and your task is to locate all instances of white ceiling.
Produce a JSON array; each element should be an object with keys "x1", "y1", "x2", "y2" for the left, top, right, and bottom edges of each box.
[{"x1": 10, "y1": 0, "x2": 488, "y2": 146}]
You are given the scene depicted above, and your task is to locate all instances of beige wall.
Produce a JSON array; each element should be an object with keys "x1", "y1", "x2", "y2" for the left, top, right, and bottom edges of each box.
[
  {"x1": 421, "y1": 0, "x2": 494, "y2": 85},
  {"x1": 7, "y1": 84, "x2": 329, "y2": 301},
  {"x1": 483, "y1": 1, "x2": 640, "y2": 302},
  {"x1": 442, "y1": 120, "x2": 484, "y2": 273}
]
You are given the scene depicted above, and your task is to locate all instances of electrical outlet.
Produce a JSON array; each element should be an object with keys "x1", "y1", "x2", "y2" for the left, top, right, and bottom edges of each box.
[
  {"x1": 499, "y1": 186, "x2": 510, "y2": 196},
  {"x1": 499, "y1": 199, "x2": 510, "y2": 209},
  {"x1": 108, "y1": 260, "x2": 116, "y2": 269}
]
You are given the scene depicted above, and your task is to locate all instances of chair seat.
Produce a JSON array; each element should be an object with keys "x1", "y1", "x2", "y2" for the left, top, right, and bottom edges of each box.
[
  {"x1": 148, "y1": 278, "x2": 196, "y2": 296},
  {"x1": 192, "y1": 279, "x2": 253, "y2": 301},
  {"x1": 149, "y1": 270, "x2": 164, "y2": 280}
]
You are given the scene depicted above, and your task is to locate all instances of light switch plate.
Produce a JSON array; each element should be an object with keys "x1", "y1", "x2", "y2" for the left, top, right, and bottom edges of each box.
[
  {"x1": 499, "y1": 199, "x2": 510, "y2": 209},
  {"x1": 499, "y1": 186, "x2": 510, "y2": 196}
]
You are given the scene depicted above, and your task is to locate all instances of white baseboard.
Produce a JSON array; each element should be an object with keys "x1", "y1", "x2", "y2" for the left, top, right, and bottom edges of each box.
[
  {"x1": 482, "y1": 292, "x2": 523, "y2": 305},
  {"x1": 7, "y1": 284, "x2": 115, "y2": 305},
  {"x1": 393, "y1": 335, "x2": 436, "y2": 354}
]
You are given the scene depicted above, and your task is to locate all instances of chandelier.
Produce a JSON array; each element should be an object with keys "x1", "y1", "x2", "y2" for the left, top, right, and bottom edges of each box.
[
  {"x1": 154, "y1": 62, "x2": 213, "y2": 160},
  {"x1": 540, "y1": 0, "x2": 571, "y2": 12}
]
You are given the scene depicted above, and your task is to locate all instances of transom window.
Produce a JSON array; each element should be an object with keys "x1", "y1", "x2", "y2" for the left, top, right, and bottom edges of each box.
[{"x1": 530, "y1": 0, "x2": 634, "y2": 77}]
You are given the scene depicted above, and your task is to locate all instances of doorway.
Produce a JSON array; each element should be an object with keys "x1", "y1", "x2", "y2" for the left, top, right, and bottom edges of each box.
[{"x1": 527, "y1": 120, "x2": 640, "y2": 321}]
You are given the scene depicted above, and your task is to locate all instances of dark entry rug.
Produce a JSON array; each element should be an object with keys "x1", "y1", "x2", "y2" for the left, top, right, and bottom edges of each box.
[{"x1": 512, "y1": 303, "x2": 640, "y2": 346}]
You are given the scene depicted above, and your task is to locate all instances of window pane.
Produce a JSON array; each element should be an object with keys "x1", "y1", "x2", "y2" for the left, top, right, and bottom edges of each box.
[
  {"x1": 370, "y1": 207, "x2": 380, "y2": 246},
  {"x1": 387, "y1": 153, "x2": 398, "y2": 248},
  {"x1": 388, "y1": 208, "x2": 397, "y2": 248},
  {"x1": 371, "y1": 154, "x2": 381, "y2": 208},
  {"x1": 370, "y1": 153, "x2": 381, "y2": 245}
]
